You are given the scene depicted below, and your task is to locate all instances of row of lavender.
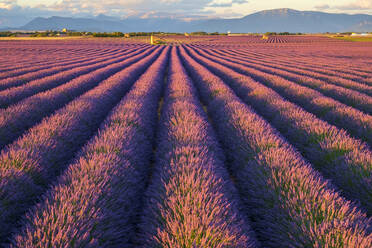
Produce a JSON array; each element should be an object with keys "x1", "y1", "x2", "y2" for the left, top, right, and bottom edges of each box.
[
  {"x1": 3, "y1": 46, "x2": 257, "y2": 247},
  {"x1": 0, "y1": 45, "x2": 163, "y2": 242},
  {"x1": 212, "y1": 47, "x2": 372, "y2": 82},
  {"x1": 183, "y1": 46, "x2": 372, "y2": 215},
  {"x1": 190, "y1": 39, "x2": 372, "y2": 80},
  {"x1": 0, "y1": 48, "x2": 146, "y2": 108},
  {"x1": 0, "y1": 46, "x2": 156, "y2": 150},
  {"x1": 0, "y1": 41, "x2": 145, "y2": 72},
  {"x1": 0, "y1": 45, "x2": 139, "y2": 76},
  {"x1": 226, "y1": 49, "x2": 372, "y2": 85},
  {"x1": 138, "y1": 48, "x2": 257, "y2": 247},
  {"x1": 9, "y1": 46, "x2": 170, "y2": 247},
  {"x1": 178, "y1": 46, "x2": 372, "y2": 247},
  {"x1": 190, "y1": 46, "x2": 372, "y2": 153},
  {"x1": 0, "y1": 47, "x2": 122, "y2": 81},
  {"x1": 0, "y1": 47, "x2": 126, "y2": 90},
  {"x1": 8, "y1": 46, "x2": 260, "y2": 247},
  {"x1": 202, "y1": 48, "x2": 372, "y2": 115},
  {"x1": 0, "y1": 40, "x2": 371, "y2": 247}
]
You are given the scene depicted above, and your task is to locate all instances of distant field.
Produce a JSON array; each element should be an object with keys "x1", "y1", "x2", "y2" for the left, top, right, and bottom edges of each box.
[
  {"x1": 4, "y1": 33, "x2": 372, "y2": 43},
  {"x1": 0, "y1": 36, "x2": 86, "y2": 40},
  {"x1": 1, "y1": 35, "x2": 372, "y2": 247},
  {"x1": 330, "y1": 35, "x2": 372, "y2": 42}
]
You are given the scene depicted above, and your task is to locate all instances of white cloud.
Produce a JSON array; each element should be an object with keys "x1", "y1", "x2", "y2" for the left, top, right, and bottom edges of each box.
[
  {"x1": 46, "y1": 0, "x2": 214, "y2": 16},
  {"x1": 312, "y1": 0, "x2": 372, "y2": 15},
  {"x1": 0, "y1": 0, "x2": 91, "y2": 27},
  {"x1": 0, "y1": 0, "x2": 231, "y2": 27},
  {"x1": 209, "y1": 0, "x2": 248, "y2": 8},
  {"x1": 0, "y1": 0, "x2": 17, "y2": 9},
  {"x1": 2, "y1": 0, "x2": 372, "y2": 28},
  {"x1": 336, "y1": 0, "x2": 372, "y2": 10},
  {"x1": 314, "y1": 4, "x2": 330, "y2": 10},
  {"x1": 319, "y1": 0, "x2": 372, "y2": 11},
  {"x1": 232, "y1": 0, "x2": 249, "y2": 4}
]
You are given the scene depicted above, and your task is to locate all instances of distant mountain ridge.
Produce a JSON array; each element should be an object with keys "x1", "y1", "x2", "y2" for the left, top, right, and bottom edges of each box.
[{"x1": 16, "y1": 8, "x2": 372, "y2": 33}]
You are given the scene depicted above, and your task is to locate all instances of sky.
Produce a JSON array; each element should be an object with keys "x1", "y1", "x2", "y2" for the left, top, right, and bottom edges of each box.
[
  {"x1": 9, "y1": 0, "x2": 372, "y2": 17},
  {"x1": 1, "y1": 0, "x2": 372, "y2": 27}
]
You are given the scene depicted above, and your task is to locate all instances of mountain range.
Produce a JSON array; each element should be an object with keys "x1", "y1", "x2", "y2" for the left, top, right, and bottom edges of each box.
[{"x1": 6, "y1": 8, "x2": 372, "y2": 33}]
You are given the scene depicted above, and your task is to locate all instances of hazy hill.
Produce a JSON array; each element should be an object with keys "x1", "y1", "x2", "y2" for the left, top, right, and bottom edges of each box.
[
  {"x1": 20, "y1": 16, "x2": 129, "y2": 32},
  {"x1": 17, "y1": 8, "x2": 372, "y2": 33}
]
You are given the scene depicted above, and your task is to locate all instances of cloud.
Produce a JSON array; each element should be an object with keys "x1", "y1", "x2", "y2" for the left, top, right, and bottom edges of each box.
[
  {"x1": 0, "y1": 0, "x2": 218, "y2": 17},
  {"x1": 209, "y1": 0, "x2": 248, "y2": 8},
  {"x1": 329, "y1": 0, "x2": 372, "y2": 10},
  {"x1": 314, "y1": 4, "x2": 330, "y2": 10},
  {"x1": 47, "y1": 0, "x2": 215, "y2": 16},
  {"x1": 0, "y1": 0, "x2": 225, "y2": 27},
  {"x1": 336, "y1": 0, "x2": 372, "y2": 10},
  {"x1": 232, "y1": 0, "x2": 249, "y2": 4},
  {"x1": 313, "y1": 1, "x2": 372, "y2": 14},
  {"x1": 0, "y1": 0, "x2": 17, "y2": 9},
  {"x1": 0, "y1": 0, "x2": 93, "y2": 27}
]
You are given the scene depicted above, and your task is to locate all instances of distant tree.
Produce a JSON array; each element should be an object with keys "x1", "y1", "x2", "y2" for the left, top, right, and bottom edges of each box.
[
  {"x1": 67, "y1": 32, "x2": 84, "y2": 36},
  {"x1": 0, "y1": 31, "x2": 13, "y2": 37},
  {"x1": 30, "y1": 32, "x2": 48, "y2": 37},
  {"x1": 191, "y1": 31, "x2": 208, "y2": 35}
]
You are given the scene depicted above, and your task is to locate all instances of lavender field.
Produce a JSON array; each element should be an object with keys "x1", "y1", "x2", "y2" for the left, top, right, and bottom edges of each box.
[{"x1": 0, "y1": 36, "x2": 371, "y2": 247}]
